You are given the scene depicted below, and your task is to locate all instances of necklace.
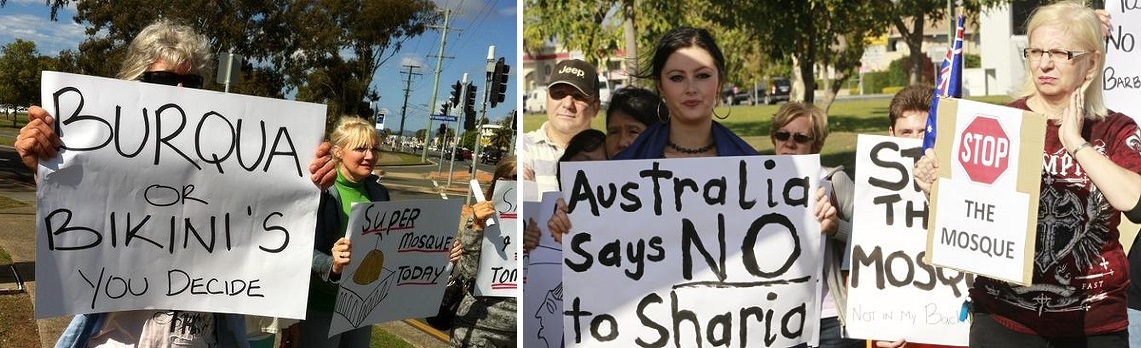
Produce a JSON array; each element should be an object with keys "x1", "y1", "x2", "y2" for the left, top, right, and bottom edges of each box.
[{"x1": 666, "y1": 140, "x2": 716, "y2": 154}]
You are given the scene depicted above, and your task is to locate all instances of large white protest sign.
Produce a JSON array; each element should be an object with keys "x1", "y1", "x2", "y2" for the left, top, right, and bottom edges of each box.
[
  {"x1": 35, "y1": 71, "x2": 324, "y2": 319},
  {"x1": 845, "y1": 134, "x2": 971, "y2": 345},
  {"x1": 330, "y1": 199, "x2": 462, "y2": 336},
  {"x1": 476, "y1": 180, "x2": 520, "y2": 297},
  {"x1": 560, "y1": 156, "x2": 824, "y2": 347},
  {"x1": 926, "y1": 98, "x2": 1044, "y2": 286},
  {"x1": 1104, "y1": 2, "x2": 1140, "y2": 120},
  {"x1": 524, "y1": 191, "x2": 565, "y2": 348}
]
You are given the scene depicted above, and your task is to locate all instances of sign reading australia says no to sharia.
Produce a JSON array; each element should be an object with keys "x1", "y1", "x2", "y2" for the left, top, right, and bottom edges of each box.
[
  {"x1": 559, "y1": 156, "x2": 824, "y2": 347},
  {"x1": 35, "y1": 72, "x2": 325, "y2": 319}
]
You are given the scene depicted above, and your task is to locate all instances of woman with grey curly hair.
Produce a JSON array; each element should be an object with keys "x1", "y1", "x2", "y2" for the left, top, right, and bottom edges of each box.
[
  {"x1": 116, "y1": 19, "x2": 213, "y2": 85},
  {"x1": 20, "y1": 19, "x2": 338, "y2": 348}
]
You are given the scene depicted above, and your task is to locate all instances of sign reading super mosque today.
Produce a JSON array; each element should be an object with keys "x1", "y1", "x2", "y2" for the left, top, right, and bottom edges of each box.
[{"x1": 35, "y1": 71, "x2": 326, "y2": 319}]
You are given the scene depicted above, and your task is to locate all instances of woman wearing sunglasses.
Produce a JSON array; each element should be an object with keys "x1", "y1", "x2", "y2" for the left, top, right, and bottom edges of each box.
[
  {"x1": 769, "y1": 102, "x2": 861, "y2": 348},
  {"x1": 18, "y1": 19, "x2": 339, "y2": 348}
]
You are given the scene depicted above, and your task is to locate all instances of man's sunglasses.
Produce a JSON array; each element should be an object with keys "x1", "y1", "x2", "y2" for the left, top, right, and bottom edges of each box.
[
  {"x1": 774, "y1": 131, "x2": 814, "y2": 144},
  {"x1": 141, "y1": 71, "x2": 204, "y2": 89}
]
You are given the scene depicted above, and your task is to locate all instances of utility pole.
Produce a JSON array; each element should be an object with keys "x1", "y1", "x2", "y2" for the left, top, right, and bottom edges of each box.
[
  {"x1": 398, "y1": 64, "x2": 421, "y2": 152},
  {"x1": 421, "y1": 8, "x2": 459, "y2": 162}
]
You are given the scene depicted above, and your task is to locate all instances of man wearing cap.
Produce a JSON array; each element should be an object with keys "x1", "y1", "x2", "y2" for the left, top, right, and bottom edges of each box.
[{"x1": 520, "y1": 59, "x2": 601, "y2": 192}]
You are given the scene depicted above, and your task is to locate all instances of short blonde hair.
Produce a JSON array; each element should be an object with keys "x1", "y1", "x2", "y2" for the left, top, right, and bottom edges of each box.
[
  {"x1": 117, "y1": 19, "x2": 213, "y2": 82},
  {"x1": 770, "y1": 102, "x2": 829, "y2": 154},
  {"x1": 1017, "y1": 1, "x2": 1107, "y2": 119},
  {"x1": 329, "y1": 117, "x2": 378, "y2": 163}
]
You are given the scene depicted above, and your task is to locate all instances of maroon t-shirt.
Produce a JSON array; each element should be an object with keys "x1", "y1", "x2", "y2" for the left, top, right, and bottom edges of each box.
[{"x1": 969, "y1": 98, "x2": 1141, "y2": 336}]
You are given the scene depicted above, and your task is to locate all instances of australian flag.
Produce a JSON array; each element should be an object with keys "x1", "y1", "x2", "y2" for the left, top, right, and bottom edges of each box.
[{"x1": 922, "y1": 15, "x2": 964, "y2": 151}]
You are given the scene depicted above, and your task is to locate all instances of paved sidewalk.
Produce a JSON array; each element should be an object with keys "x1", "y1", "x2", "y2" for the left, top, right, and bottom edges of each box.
[{"x1": 0, "y1": 176, "x2": 68, "y2": 348}]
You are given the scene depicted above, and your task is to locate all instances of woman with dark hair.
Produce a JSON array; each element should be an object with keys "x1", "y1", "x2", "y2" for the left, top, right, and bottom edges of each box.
[
  {"x1": 614, "y1": 27, "x2": 758, "y2": 159},
  {"x1": 605, "y1": 87, "x2": 659, "y2": 158},
  {"x1": 548, "y1": 26, "x2": 839, "y2": 247},
  {"x1": 561, "y1": 129, "x2": 608, "y2": 162}
]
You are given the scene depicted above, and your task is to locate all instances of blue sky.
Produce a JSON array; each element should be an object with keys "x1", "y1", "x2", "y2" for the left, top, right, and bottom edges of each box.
[{"x1": 0, "y1": 0, "x2": 518, "y2": 134}]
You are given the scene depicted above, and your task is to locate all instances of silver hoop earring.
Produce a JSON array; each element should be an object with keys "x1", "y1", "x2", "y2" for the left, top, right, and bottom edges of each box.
[
  {"x1": 713, "y1": 107, "x2": 730, "y2": 120},
  {"x1": 657, "y1": 99, "x2": 670, "y2": 123}
]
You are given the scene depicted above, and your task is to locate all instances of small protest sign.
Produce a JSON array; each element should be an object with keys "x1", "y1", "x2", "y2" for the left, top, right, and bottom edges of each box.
[
  {"x1": 845, "y1": 134, "x2": 971, "y2": 345},
  {"x1": 524, "y1": 191, "x2": 565, "y2": 348},
  {"x1": 476, "y1": 180, "x2": 520, "y2": 297},
  {"x1": 1104, "y1": 1, "x2": 1141, "y2": 120},
  {"x1": 330, "y1": 199, "x2": 462, "y2": 336},
  {"x1": 926, "y1": 98, "x2": 1045, "y2": 286}
]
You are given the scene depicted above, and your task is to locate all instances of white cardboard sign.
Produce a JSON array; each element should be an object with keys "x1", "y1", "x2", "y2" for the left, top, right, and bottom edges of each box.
[
  {"x1": 559, "y1": 156, "x2": 824, "y2": 347},
  {"x1": 523, "y1": 191, "x2": 565, "y2": 348},
  {"x1": 1103, "y1": 2, "x2": 1141, "y2": 120},
  {"x1": 330, "y1": 199, "x2": 462, "y2": 336},
  {"x1": 35, "y1": 71, "x2": 324, "y2": 319},
  {"x1": 845, "y1": 134, "x2": 971, "y2": 345},
  {"x1": 475, "y1": 180, "x2": 520, "y2": 297}
]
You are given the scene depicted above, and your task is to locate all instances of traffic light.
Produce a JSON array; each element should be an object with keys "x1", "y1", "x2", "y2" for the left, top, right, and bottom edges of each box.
[
  {"x1": 438, "y1": 123, "x2": 447, "y2": 136},
  {"x1": 439, "y1": 102, "x2": 450, "y2": 116},
  {"x1": 449, "y1": 81, "x2": 462, "y2": 107},
  {"x1": 464, "y1": 83, "x2": 477, "y2": 131},
  {"x1": 490, "y1": 57, "x2": 510, "y2": 108}
]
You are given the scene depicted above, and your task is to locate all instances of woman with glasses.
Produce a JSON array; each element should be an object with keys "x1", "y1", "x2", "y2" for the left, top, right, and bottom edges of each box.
[
  {"x1": 299, "y1": 116, "x2": 389, "y2": 347},
  {"x1": 769, "y1": 102, "x2": 860, "y2": 348},
  {"x1": 449, "y1": 156, "x2": 519, "y2": 347},
  {"x1": 913, "y1": 2, "x2": 1139, "y2": 346}
]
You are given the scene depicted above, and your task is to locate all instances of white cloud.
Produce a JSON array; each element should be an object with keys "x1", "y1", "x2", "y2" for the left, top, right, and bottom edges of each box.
[
  {"x1": 0, "y1": 13, "x2": 85, "y2": 54},
  {"x1": 401, "y1": 55, "x2": 425, "y2": 68}
]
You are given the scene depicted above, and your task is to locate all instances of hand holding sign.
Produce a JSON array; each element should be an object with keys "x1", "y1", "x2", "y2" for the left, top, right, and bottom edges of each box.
[{"x1": 14, "y1": 105, "x2": 60, "y2": 171}]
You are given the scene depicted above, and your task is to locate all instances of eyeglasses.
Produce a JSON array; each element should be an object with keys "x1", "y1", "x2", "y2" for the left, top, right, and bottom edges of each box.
[
  {"x1": 548, "y1": 86, "x2": 592, "y2": 104},
  {"x1": 1022, "y1": 48, "x2": 1089, "y2": 62},
  {"x1": 140, "y1": 71, "x2": 204, "y2": 89},
  {"x1": 774, "y1": 131, "x2": 813, "y2": 144}
]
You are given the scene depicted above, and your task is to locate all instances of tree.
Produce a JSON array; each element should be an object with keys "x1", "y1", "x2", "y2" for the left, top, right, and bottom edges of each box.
[
  {"x1": 522, "y1": 0, "x2": 620, "y2": 67},
  {"x1": 0, "y1": 40, "x2": 43, "y2": 109},
  {"x1": 22, "y1": 0, "x2": 438, "y2": 125},
  {"x1": 706, "y1": 1, "x2": 894, "y2": 110},
  {"x1": 286, "y1": 0, "x2": 438, "y2": 123},
  {"x1": 489, "y1": 119, "x2": 514, "y2": 151},
  {"x1": 877, "y1": 1, "x2": 983, "y2": 85}
]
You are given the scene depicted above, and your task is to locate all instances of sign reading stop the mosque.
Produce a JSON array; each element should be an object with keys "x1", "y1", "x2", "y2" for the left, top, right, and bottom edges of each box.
[
  {"x1": 925, "y1": 98, "x2": 1045, "y2": 286},
  {"x1": 957, "y1": 116, "x2": 1010, "y2": 184}
]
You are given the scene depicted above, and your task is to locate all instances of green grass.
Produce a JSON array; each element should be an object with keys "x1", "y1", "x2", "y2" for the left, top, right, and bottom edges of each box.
[
  {"x1": 0, "y1": 197, "x2": 28, "y2": 210},
  {"x1": 524, "y1": 95, "x2": 1014, "y2": 172},
  {"x1": 371, "y1": 326, "x2": 416, "y2": 348},
  {"x1": 0, "y1": 248, "x2": 10, "y2": 264}
]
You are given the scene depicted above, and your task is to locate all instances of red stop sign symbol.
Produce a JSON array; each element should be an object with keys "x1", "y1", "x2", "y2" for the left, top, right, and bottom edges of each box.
[{"x1": 958, "y1": 115, "x2": 1010, "y2": 184}]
